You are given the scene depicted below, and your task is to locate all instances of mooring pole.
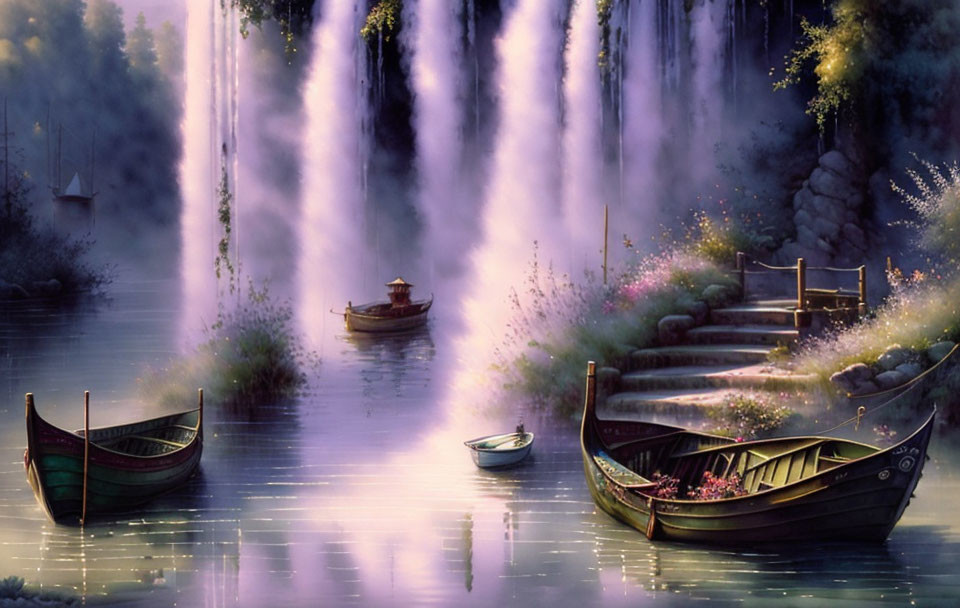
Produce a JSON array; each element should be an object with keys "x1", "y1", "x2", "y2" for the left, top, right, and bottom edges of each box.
[
  {"x1": 602, "y1": 205, "x2": 609, "y2": 285},
  {"x1": 796, "y1": 258, "x2": 806, "y2": 311},
  {"x1": 81, "y1": 390, "x2": 90, "y2": 525},
  {"x1": 197, "y1": 388, "x2": 204, "y2": 437}
]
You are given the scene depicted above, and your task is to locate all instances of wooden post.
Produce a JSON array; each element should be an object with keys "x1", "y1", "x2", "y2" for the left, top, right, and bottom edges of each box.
[
  {"x1": 602, "y1": 205, "x2": 609, "y2": 285},
  {"x1": 197, "y1": 388, "x2": 204, "y2": 436},
  {"x1": 81, "y1": 390, "x2": 90, "y2": 525},
  {"x1": 858, "y1": 265, "x2": 867, "y2": 315},
  {"x1": 796, "y1": 258, "x2": 806, "y2": 311},
  {"x1": 735, "y1": 251, "x2": 746, "y2": 300}
]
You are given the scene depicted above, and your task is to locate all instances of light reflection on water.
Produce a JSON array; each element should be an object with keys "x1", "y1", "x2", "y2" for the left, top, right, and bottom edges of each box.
[{"x1": 0, "y1": 280, "x2": 959, "y2": 607}]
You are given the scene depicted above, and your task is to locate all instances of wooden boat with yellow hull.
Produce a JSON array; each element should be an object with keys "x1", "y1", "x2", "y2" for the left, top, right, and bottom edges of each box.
[
  {"x1": 579, "y1": 361, "x2": 934, "y2": 543},
  {"x1": 24, "y1": 391, "x2": 203, "y2": 524}
]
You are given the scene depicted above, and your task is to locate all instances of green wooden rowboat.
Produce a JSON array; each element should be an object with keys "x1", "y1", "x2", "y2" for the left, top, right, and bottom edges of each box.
[
  {"x1": 24, "y1": 392, "x2": 203, "y2": 523},
  {"x1": 580, "y1": 362, "x2": 934, "y2": 543}
]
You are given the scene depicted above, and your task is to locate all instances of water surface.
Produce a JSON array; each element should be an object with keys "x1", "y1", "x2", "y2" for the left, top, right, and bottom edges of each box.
[{"x1": 1, "y1": 280, "x2": 959, "y2": 607}]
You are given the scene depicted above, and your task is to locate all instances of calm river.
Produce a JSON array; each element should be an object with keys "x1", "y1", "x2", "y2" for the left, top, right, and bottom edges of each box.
[{"x1": 1, "y1": 279, "x2": 959, "y2": 607}]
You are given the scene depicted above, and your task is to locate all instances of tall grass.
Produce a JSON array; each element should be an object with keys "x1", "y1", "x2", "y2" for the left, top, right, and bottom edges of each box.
[
  {"x1": 497, "y1": 246, "x2": 736, "y2": 416},
  {"x1": 141, "y1": 283, "x2": 314, "y2": 409}
]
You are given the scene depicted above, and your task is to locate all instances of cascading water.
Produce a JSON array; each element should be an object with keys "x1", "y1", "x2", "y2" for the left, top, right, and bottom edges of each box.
[
  {"x1": 620, "y1": 0, "x2": 663, "y2": 240},
  {"x1": 689, "y1": 0, "x2": 730, "y2": 190},
  {"x1": 451, "y1": 0, "x2": 565, "y2": 392},
  {"x1": 561, "y1": 0, "x2": 605, "y2": 271},
  {"x1": 406, "y1": 0, "x2": 466, "y2": 300},
  {"x1": 180, "y1": 0, "x2": 239, "y2": 342},
  {"x1": 298, "y1": 0, "x2": 368, "y2": 343}
]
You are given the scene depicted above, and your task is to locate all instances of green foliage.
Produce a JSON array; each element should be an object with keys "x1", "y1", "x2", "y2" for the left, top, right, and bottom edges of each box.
[
  {"x1": 141, "y1": 283, "x2": 312, "y2": 408},
  {"x1": 775, "y1": 0, "x2": 960, "y2": 144},
  {"x1": 0, "y1": 576, "x2": 24, "y2": 599},
  {"x1": 892, "y1": 158, "x2": 960, "y2": 272},
  {"x1": 361, "y1": 0, "x2": 402, "y2": 42},
  {"x1": 214, "y1": 161, "x2": 235, "y2": 293},
  {"x1": 231, "y1": 0, "x2": 313, "y2": 57},
  {"x1": 708, "y1": 393, "x2": 795, "y2": 440},
  {"x1": 596, "y1": 0, "x2": 613, "y2": 73},
  {"x1": 685, "y1": 211, "x2": 771, "y2": 265},
  {"x1": 0, "y1": 575, "x2": 76, "y2": 604},
  {"x1": 775, "y1": 9, "x2": 867, "y2": 130}
]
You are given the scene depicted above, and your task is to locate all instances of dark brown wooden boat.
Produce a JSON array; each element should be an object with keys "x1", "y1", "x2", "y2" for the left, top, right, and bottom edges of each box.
[
  {"x1": 24, "y1": 391, "x2": 203, "y2": 524},
  {"x1": 580, "y1": 361, "x2": 934, "y2": 543}
]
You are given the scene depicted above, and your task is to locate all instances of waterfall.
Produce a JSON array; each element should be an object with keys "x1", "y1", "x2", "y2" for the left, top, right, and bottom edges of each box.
[
  {"x1": 620, "y1": 0, "x2": 662, "y2": 237},
  {"x1": 561, "y1": 0, "x2": 604, "y2": 269},
  {"x1": 454, "y1": 0, "x2": 565, "y2": 375},
  {"x1": 180, "y1": 0, "x2": 239, "y2": 342},
  {"x1": 406, "y1": 0, "x2": 466, "y2": 296},
  {"x1": 298, "y1": 0, "x2": 368, "y2": 342},
  {"x1": 689, "y1": 0, "x2": 730, "y2": 190}
]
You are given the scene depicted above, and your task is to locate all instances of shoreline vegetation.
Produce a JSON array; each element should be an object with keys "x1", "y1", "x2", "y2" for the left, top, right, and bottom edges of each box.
[
  {"x1": 0, "y1": 167, "x2": 110, "y2": 302},
  {"x1": 0, "y1": 575, "x2": 77, "y2": 607}
]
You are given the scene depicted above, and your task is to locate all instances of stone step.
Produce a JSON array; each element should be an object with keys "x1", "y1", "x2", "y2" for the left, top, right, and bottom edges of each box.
[
  {"x1": 601, "y1": 388, "x2": 738, "y2": 423},
  {"x1": 709, "y1": 306, "x2": 796, "y2": 326},
  {"x1": 685, "y1": 324, "x2": 800, "y2": 346},
  {"x1": 631, "y1": 344, "x2": 773, "y2": 369},
  {"x1": 621, "y1": 364, "x2": 814, "y2": 392}
]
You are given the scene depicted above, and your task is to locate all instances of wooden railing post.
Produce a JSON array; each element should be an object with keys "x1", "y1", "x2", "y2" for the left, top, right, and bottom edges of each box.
[
  {"x1": 735, "y1": 251, "x2": 745, "y2": 300},
  {"x1": 796, "y1": 258, "x2": 806, "y2": 311},
  {"x1": 858, "y1": 265, "x2": 867, "y2": 315},
  {"x1": 794, "y1": 258, "x2": 810, "y2": 329}
]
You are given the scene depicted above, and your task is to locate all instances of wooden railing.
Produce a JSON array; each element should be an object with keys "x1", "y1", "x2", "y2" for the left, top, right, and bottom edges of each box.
[{"x1": 735, "y1": 252, "x2": 867, "y2": 326}]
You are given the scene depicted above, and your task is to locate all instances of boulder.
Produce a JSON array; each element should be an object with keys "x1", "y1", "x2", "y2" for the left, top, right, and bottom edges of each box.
[
  {"x1": 658, "y1": 314, "x2": 695, "y2": 346},
  {"x1": 809, "y1": 167, "x2": 858, "y2": 202},
  {"x1": 685, "y1": 300, "x2": 709, "y2": 325},
  {"x1": 830, "y1": 362, "x2": 874, "y2": 394},
  {"x1": 819, "y1": 150, "x2": 855, "y2": 179},
  {"x1": 793, "y1": 187, "x2": 814, "y2": 212},
  {"x1": 810, "y1": 194, "x2": 846, "y2": 225},
  {"x1": 842, "y1": 222, "x2": 867, "y2": 251},
  {"x1": 877, "y1": 345, "x2": 911, "y2": 371},
  {"x1": 850, "y1": 380, "x2": 880, "y2": 396},
  {"x1": 894, "y1": 362, "x2": 924, "y2": 381},
  {"x1": 794, "y1": 208, "x2": 814, "y2": 229},
  {"x1": 875, "y1": 370, "x2": 908, "y2": 390},
  {"x1": 701, "y1": 284, "x2": 736, "y2": 308},
  {"x1": 926, "y1": 341, "x2": 956, "y2": 364},
  {"x1": 797, "y1": 224, "x2": 819, "y2": 247},
  {"x1": 812, "y1": 217, "x2": 840, "y2": 240}
]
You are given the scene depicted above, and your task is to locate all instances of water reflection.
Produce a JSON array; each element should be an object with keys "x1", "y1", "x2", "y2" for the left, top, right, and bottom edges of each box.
[{"x1": 1, "y1": 282, "x2": 959, "y2": 606}]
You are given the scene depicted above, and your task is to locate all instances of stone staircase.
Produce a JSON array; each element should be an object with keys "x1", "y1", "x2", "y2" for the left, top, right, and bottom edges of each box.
[{"x1": 600, "y1": 300, "x2": 815, "y2": 423}]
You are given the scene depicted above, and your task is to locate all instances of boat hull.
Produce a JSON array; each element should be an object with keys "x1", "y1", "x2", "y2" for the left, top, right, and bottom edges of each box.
[
  {"x1": 579, "y1": 362, "x2": 934, "y2": 544},
  {"x1": 344, "y1": 299, "x2": 432, "y2": 333},
  {"x1": 582, "y1": 422, "x2": 931, "y2": 543},
  {"x1": 465, "y1": 432, "x2": 535, "y2": 468},
  {"x1": 25, "y1": 402, "x2": 202, "y2": 523}
]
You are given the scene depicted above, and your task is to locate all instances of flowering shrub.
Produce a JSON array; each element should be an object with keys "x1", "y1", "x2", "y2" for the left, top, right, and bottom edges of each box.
[
  {"x1": 687, "y1": 471, "x2": 747, "y2": 500},
  {"x1": 497, "y1": 244, "x2": 737, "y2": 415},
  {"x1": 708, "y1": 393, "x2": 795, "y2": 440}
]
